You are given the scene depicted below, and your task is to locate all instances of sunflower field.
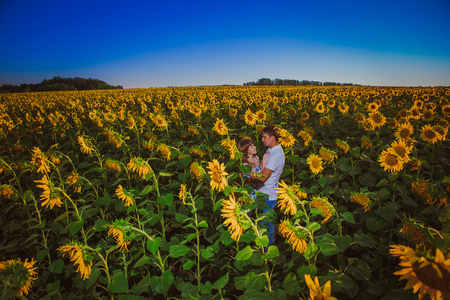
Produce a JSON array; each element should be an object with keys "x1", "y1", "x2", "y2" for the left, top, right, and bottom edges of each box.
[{"x1": 0, "y1": 86, "x2": 449, "y2": 299}]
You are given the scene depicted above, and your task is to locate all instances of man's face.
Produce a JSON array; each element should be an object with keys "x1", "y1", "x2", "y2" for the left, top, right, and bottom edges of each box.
[{"x1": 261, "y1": 133, "x2": 274, "y2": 147}]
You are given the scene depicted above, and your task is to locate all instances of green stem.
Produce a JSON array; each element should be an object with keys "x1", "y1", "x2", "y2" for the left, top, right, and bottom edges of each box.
[
  {"x1": 58, "y1": 189, "x2": 88, "y2": 244},
  {"x1": 31, "y1": 195, "x2": 53, "y2": 265},
  {"x1": 241, "y1": 213, "x2": 272, "y2": 292},
  {"x1": 190, "y1": 194, "x2": 202, "y2": 287},
  {"x1": 84, "y1": 246, "x2": 113, "y2": 300},
  {"x1": 129, "y1": 226, "x2": 165, "y2": 273}
]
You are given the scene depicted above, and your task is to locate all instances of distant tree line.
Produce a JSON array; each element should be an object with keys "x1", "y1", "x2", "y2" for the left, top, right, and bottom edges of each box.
[
  {"x1": 243, "y1": 78, "x2": 358, "y2": 86},
  {"x1": 0, "y1": 76, "x2": 123, "y2": 93}
]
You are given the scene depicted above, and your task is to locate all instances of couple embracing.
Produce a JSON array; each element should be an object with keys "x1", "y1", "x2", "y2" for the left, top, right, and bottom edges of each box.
[{"x1": 237, "y1": 125, "x2": 285, "y2": 247}]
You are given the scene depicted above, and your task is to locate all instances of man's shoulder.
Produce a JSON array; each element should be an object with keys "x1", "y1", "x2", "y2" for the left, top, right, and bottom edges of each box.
[{"x1": 271, "y1": 145, "x2": 285, "y2": 157}]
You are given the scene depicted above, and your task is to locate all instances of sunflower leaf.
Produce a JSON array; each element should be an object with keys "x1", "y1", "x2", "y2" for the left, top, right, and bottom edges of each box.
[{"x1": 236, "y1": 245, "x2": 253, "y2": 260}]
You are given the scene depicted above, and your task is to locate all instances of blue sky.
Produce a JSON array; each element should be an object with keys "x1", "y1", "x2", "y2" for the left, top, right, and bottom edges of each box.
[{"x1": 1, "y1": 0, "x2": 449, "y2": 88}]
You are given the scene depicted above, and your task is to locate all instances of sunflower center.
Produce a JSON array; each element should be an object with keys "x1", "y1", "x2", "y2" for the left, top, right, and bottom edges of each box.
[
  {"x1": 424, "y1": 129, "x2": 436, "y2": 139},
  {"x1": 400, "y1": 128, "x2": 411, "y2": 138},
  {"x1": 372, "y1": 114, "x2": 382, "y2": 123},
  {"x1": 386, "y1": 154, "x2": 398, "y2": 166},
  {"x1": 423, "y1": 111, "x2": 432, "y2": 118},
  {"x1": 312, "y1": 159, "x2": 320, "y2": 168},
  {"x1": 393, "y1": 146, "x2": 406, "y2": 157},
  {"x1": 412, "y1": 261, "x2": 450, "y2": 293}
]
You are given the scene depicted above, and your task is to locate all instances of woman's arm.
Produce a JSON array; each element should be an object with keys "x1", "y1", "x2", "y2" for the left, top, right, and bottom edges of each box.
[
  {"x1": 246, "y1": 167, "x2": 273, "y2": 184},
  {"x1": 261, "y1": 152, "x2": 269, "y2": 171}
]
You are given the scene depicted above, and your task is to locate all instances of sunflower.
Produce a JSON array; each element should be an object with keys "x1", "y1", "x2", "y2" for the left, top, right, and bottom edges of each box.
[
  {"x1": 228, "y1": 108, "x2": 238, "y2": 117},
  {"x1": 47, "y1": 150, "x2": 62, "y2": 165},
  {"x1": 221, "y1": 193, "x2": 245, "y2": 241},
  {"x1": 350, "y1": 192, "x2": 371, "y2": 212},
  {"x1": 379, "y1": 148, "x2": 404, "y2": 173},
  {"x1": 153, "y1": 114, "x2": 168, "y2": 128},
  {"x1": 103, "y1": 130, "x2": 122, "y2": 148},
  {"x1": 409, "y1": 158, "x2": 422, "y2": 171},
  {"x1": 319, "y1": 147, "x2": 336, "y2": 164},
  {"x1": 127, "y1": 157, "x2": 153, "y2": 179},
  {"x1": 361, "y1": 135, "x2": 372, "y2": 149},
  {"x1": 34, "y1": 175, "x2": 63, "y2": 209},
  {"x1": 298, "y1": 130, "x2": 313, "y2": 146},
  {"x1": 256, "y1": 109, "x2": 266, "y2": 122},
  {"x1": 221, "y1": 139, "x2": 238, "y2": 160},
  {"x1": 411, "y1": 180, "x2": 430, "y2": 198},
  {"x1": 0, "y1": 185, "x2": 14, "y2": 199},
  {"x1": 190, "y1": 106, "x2": 203, "y2": 117},
  {"x1": 422, "y1": 110, "x2": 434, "y2": 122},
  {"x1": 190, "y1": 147, "x2": 206, "y2": 157},
  {"x1": 278, "y1": 129, "x2": 296, "y2": 148},
  {"x1": 395, "y1": 123, "x2": 414, "y2": 141},
  {"x1": 338, "y1": 103, "x2": 349, "y2": 114},
  {"x1": 390, "y1": 245, "x2": 450, "y2": 300},
  {"x1": 207, "y1": 159, "x2": 228, "y2": 191},
  {"x1": 278, "y1": 219, "x2": 309, "y2": 254},
  {"x1": 213, "y1": 118, "x2": 229, "y2": 135},
  {"x1": 420, "y1": 124, "x2": 439, "y2": 144},
  {"x1": 410, "y1": 107, "x2": 422, "y2": 119},
  {"x1": 179, "y1": 184, "x2": 187, "y2": 205},
  {"x1": 105, "y1": 159, "x2": 121, "y2": 173},
  {"x1": 157, "y1": 144, "x2": 171, "y2": 161},
  {"x1": 320, "y1": 116, "x2": 331, "y2": 126},
  {"x1": 77, "y1": 136, "x2": 95, "y2": 154},
  {"x1": 434, "y1": 125, "x2": 448, "y2": 141},
  {"x1": 315, "y1": 101, "x2": 325, "y2": 113},
  {"x1": 368, "y1": 111, "x2": 387, "y2": 128},
  {"x1": 288, "y1": 107, "x2": 297, "y2": 116},
  {"x1": 108, "y1": 221, "x2": 134, "y2": 251},
  {"x1": 0, "y1": 258, "x2": 38, "y2": 296},
  {"x1": 244, "y1": 109, "x2": 257, "y2": 126},
  {"x1": 301, "y1": 111, "x2": 310, "y2": 120},
  {"x1": 31, "y1": 147, "x2": 50, "y2": 174},
  {"x1": 188, "y1": 126, "x2": 200, "y2": 135},
  {"x1": 389, "y1": 140, "x2": 411, "y2": 164},
  {"x1": 304, "y1": 274, "x2": 338, "y2": 300},
  {"x1": 142, "y1": 139, "x2": 155, "y2": 151},
  {"x1": 424, "y1": 102, "x2": 436, "y2": 111},
  {"x1": 103, "y1": 111, "x2": 116, "y2": 122},
  {"x1": 126, "y1": 116, "x2": 135, "y2": 129},
  {"x1": 67, "y1": 171, "x2": 82, "y2": 193},
  {"x1": 57, "y1": 242, "x2": 93, "y2": 279},
  {"x1": 307, "y1": 154, "x2": 323, "y2": 175},
  {"x1": 190, "y1": 161, "x2": 205, "y2": 181},
  {"x1": 414, "y1": 99, "x2": 424, "y2": 108},
  {"x1": 276, "y1": 180, "x2": 300, "y2": 216},
  {"x1": 442, "y1": 104, "x2": 450, "y2": 115},
  {"x1": 400, "y1": 218, "x2": 434, "y2": 250},
  {"x1": 367, "y1": 102, "x2": 380, "y2": 112},
  {"x1": 310, "y1": 196, "x2": 334, "y2": 224},
  {"x1": 115, "y1": 185, "x2": 134, "y2": 207},
  {"x1": 144, "y1": 132, "x2": 157, "y2": 142},
  {"x1": 335, "y1": 139, "x2": 349, "y2": 153}
]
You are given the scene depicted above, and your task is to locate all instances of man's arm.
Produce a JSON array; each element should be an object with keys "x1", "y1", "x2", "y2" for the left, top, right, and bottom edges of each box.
[{"x1": 245, "y1": 167, "x2": 273, "y2": 185}]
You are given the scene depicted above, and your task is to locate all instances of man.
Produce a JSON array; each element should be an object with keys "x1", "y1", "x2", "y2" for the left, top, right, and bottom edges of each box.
[{"x1": 246, "y1": 125, "x2": 285, "y2": 247}]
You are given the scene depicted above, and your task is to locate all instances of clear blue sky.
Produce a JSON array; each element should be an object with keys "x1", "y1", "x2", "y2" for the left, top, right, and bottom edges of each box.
[{"x1": 1, "y1": 0, "x2": 449, "y2": 88}]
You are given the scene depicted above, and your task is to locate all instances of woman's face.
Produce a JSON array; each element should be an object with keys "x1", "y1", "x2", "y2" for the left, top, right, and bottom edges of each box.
[{"x1": 247, "y1": 143, "x2": 257, "y2": 155}]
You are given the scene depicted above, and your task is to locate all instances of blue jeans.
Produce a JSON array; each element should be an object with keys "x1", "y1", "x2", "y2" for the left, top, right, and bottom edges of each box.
[{"x1": 262, "y1": 198, "x2": 277, "y2": 246}]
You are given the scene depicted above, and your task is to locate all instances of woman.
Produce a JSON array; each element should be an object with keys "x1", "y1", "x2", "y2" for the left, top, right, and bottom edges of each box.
[{"x1": 237, "y1": 137, "x2": 268, "y2": 200}]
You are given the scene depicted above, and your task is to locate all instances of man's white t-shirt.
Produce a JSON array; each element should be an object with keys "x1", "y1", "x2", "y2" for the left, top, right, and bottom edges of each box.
[{"x1": 257, "y1": 144, "x2": 285, "y2": 200}]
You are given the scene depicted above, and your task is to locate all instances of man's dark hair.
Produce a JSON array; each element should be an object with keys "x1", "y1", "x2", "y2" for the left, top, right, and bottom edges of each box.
[{"x1": 262, "y1": 125, "x2": 280, "y2": 140}]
